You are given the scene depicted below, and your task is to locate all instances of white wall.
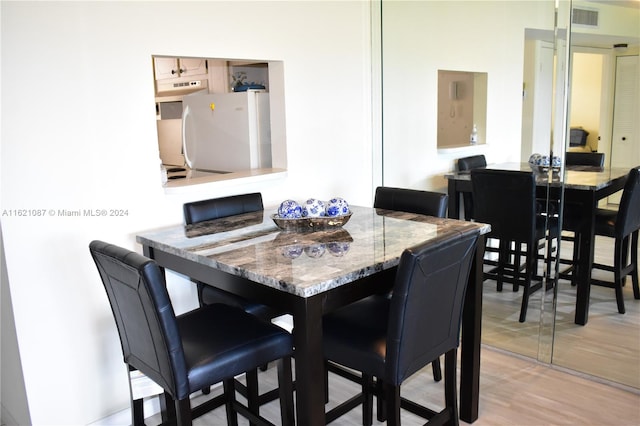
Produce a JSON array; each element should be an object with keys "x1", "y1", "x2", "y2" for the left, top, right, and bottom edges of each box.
[
  {"x1": 381, "y1": 0, "x2": 555, "y2": 191},
  {"x1": 1, "y1": 1, "x2": 373, "y2": 424}
]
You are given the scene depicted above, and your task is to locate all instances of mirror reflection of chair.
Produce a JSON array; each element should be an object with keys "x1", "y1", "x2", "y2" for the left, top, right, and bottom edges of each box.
[
  {"x1": 471, "y1": 169, "x2": 558, "y2": 322},
  {"x1": 183, "y1": 193, "x2": 285, "y2": 413},
  {"x1": 560, "y1": 152, "x2": 606, "y2": 285},
  {"x1": 373, "y1": 186, "x2": 448, "y2": 218},
  {"x1": 323, "y1": 232, "x2": 479, "y2": 425},
  {"x1": 589, "y1": 166, "x2": 640, "y2": 313},
  {"x1": 456, "y1": 155, "x2": 487, "y2": 221},
  {"x1": 89, "y1": 241, "x2": 295, "y2": 426},
  {"x1": 565, "y1": 152, "x2": 605, "y2": 167}
]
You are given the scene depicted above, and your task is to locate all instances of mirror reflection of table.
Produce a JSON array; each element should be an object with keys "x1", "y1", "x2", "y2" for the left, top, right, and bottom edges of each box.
[
  {"x1": 445, "y1": 162, "x2": 629, "y2": 325},
  {"x1": 136, "y1": 205, "x2": 489, "y2": 424}
]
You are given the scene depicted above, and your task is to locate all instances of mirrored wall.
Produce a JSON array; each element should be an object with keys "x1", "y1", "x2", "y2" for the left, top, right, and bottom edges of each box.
[{"x1": 380, "y1": 0, "x2": 639, "y2": 389}]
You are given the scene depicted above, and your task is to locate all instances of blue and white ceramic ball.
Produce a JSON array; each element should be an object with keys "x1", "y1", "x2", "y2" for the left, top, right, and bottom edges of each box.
[
  {"x1": 326, "y1": 197, "x2": 350, "y2": 217},
  {"x1": 278, "y1": 199, "x2": 302, "y2": 218},
  {"x1": 327, "y1": 242, "x2": 350, "y2": 257},
  {"x1": 302, "y1": 198, "x2": 326, "y2": 218},
  {"x1": 304, "y1": 244, "x2": 326, "y2": 258},
  {"x1": 281, "y1": 245, "x2": 303, "y2": 259},
  {"x1": 538, "y1": 155, "x2": 550, "y2": 167},
  {"x1": 529, "y1": 153, "x2": 542, "y2": 165}
]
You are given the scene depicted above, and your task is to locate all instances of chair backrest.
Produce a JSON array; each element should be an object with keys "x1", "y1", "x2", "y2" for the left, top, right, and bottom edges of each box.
[
  {"x1": 385, "y1": 231, "x2": 478, "y2": 385},
  {"x1": 565, "y1": 152, "x2": 605, "y2": 167},
  {"x1": 457, "y1": 155, "x2": 487, "y2": 172},
  {"x1": 374, "y1": 186, "x2": 448, "y2": 218},
  {"x1": 456, "y1": 155, "x2": 487, "y2": 220},
  {"x1": 89, "y1": 241, "x2": 189, "y2": 400},
  {"x1": 617, "y1": 166, "x2": 640, "y2": 238},
  {"x1": 184, "y1": 193, "x2": 263, "y2": 225},
  {"x1": 470, "y1": 169, "x2": 537, "y2": 242}
]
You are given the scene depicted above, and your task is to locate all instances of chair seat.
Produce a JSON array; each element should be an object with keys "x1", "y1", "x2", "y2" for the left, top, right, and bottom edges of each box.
[
  {"x1": 323, "y1": 296, "x2": 390, "y2": 379},
  {"x1": 594, "y1": 208, "x2": 617, "y2": 237},
  {"x1": 199, "y1": 286, "x2": 282, "y2": 319},
  {"x1": 178, "y1": 303, "x2": 293, "y2": 393}
]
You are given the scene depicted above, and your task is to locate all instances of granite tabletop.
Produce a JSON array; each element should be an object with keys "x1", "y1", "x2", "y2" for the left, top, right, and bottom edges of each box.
[
  {"x1": 445, "y1": 162, "x2": 629, "y2": 191},
  {"x1": 136, "y1": 205, "x2": 490, "y2": 298}
]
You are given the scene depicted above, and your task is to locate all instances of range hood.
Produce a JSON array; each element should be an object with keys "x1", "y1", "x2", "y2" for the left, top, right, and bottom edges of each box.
[{"x1": 155, "y1": 79, "x2": 209, "y2": 102}]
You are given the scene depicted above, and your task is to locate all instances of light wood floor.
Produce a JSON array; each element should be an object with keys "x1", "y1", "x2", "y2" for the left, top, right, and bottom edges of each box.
[
  {"x1": 95, "y1": 345, "x2": 639, "y2": 425},
  {"x1": 94, "y1": 230, "x2": 640, "y2": 425}
]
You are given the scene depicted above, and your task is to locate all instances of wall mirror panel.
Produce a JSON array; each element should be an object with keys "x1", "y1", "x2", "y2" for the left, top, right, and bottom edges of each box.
[
  {"x1": 381, "y1": 0, "x2": 639, "y2": 389},
  {"x1": 552, "y1": 1, "x2": 640, "y2": 389}
]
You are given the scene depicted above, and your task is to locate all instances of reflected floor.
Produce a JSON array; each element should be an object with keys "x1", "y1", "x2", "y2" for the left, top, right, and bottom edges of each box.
[{"x1": 481, "y1": 234, "x2": 640, "y2": 389}]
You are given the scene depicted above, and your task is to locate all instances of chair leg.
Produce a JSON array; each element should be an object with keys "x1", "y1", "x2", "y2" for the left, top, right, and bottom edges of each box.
[
  {"x1": 571, "y1": 232, "x2": 582, "y2": 287},
  {"x1": 376, "y1": 378, "x2": 386, "y2": 422},
  {"x1": 223, "y1": 378, "x2": 239, "y2": 426},
  {"x1": 497, "y1": 240, "x2": 509, "y2": 292},
  {"x1": 614, "y1": 238, "x2": 626, "y2": 314},
  {"x1": 246, "y1": 369, "x2": 260, "y2": 426},
  {"x1": 160, "y1": 391, "x2": 176, "y2": 424},
  {"x1": 444, "y1": 349, "x2": 460, "y2": 426},
  {"x1": 131, "y1": 398, "x2": 144, "y2": 426},
  {"x1": 513, "y1": 242, "x2": 522, "y2": 292},
  {"x1": 362, "y1": 374, "x2": 374, "y2": 426},
  {"x1": 632, "y1": 231, "x2": 640, "y2": 299},
  {"x1": 432, "y1": 357, "x2": 442, "y2": 382},
  {"x1": 519, "y1": 243, "x2": 536, "y2": 323},
  {"x1": 175, "y1": 397, "x2": 193, "y2": 426},
  {"x1": 277, "y1": 357, "x2": 295, "y2": 426},
  {"x1": 383, "y1": 382, "x2": 401, "y2": 426},
  {"x1": 324, "y1": 360, "x2": 330, "y2": 403}
]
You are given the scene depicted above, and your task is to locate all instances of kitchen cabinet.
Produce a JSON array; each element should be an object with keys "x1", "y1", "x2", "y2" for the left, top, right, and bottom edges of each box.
[{"x1": 154, "y1": 57, "x2": 207, "y2": 81}]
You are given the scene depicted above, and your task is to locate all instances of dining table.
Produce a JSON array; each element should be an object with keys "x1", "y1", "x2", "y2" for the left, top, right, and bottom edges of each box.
[
  {"x1": 445, "y1": 162, "x2": 630, "y2": 325},
  {"x1": 136, "y1": 205, "x2": 489, "y2": 425}
]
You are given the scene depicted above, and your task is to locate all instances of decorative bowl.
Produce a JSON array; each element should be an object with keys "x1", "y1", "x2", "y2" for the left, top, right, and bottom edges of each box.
[{"x1": 271, "y1": 212, "x2": 353, "y2": 231}]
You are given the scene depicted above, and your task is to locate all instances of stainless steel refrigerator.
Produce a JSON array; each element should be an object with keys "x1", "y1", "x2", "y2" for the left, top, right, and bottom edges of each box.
[{"x1": 181, "y1": 90, "x2": 272, "y2": 173}]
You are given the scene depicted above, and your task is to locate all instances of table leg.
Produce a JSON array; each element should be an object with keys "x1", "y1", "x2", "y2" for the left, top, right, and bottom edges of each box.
[
  {"x1": 574, "y1": 200, "x2": 596, "y2": 325},
  {"x1": 291, "y1": 296, "x2": 326, "y2": 426},
  {"x1": 448, "y1": 179, "x2": 461, "y2": 219},
  {"x1": 460, "y1": 235, "x2": 484, "y2": 423}
]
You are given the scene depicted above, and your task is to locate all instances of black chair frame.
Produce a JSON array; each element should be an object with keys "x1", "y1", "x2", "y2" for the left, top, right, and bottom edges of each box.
[
  {"x1": 89, "y1": 241, "x2": 295, "y2": 426},
  {"x1": 471, "y1": 169, "x2": 558, "y2": 322},
  {"x1": 323, "y1": 232, "x2": 479, "y2": 426}
]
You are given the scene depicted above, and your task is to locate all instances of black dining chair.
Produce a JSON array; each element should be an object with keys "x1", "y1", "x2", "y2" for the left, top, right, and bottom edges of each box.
[
  {"x1": 184, "y1": 193, "x2": 285, "y2": 415},
  {"x1": 565, "y1": 152, "x2": 605, "y2": 167},
  {"x1": 456, "y1": 155, "x2": 487, "y2": 221},
  {"x1": 373, "y1": 186, "x2": 448, "y2": 218},
  {"x1": 560, "y1": 152, "x2": 606, "y2": 285},
  {"x1": 323, "y1": 232, "x2": 479, "y2": 426},
  {"x1": 589, "y1": 166, "x2": 640, "y2": 313},
  {"x1": 471, "y1": 169, "x2": 558, "y2": 322},
  {"x1": 373, "y1": 186, "x2": 448, "y2": 382},
  {"x1": 183, "y1": 193, "x2": 280, "y2": 319},
  {"x1": 89, "y1": 241, "x2": 295, "y2": 426}
]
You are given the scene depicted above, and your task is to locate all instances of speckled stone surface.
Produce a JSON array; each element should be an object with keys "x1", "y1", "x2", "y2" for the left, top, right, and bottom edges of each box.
[
  {"x1": 136, "y1": 205, "x2": 489, "y2": 298},
  {"x1": 445, "y1": 162, "x2": 630, "y2": 191}
]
